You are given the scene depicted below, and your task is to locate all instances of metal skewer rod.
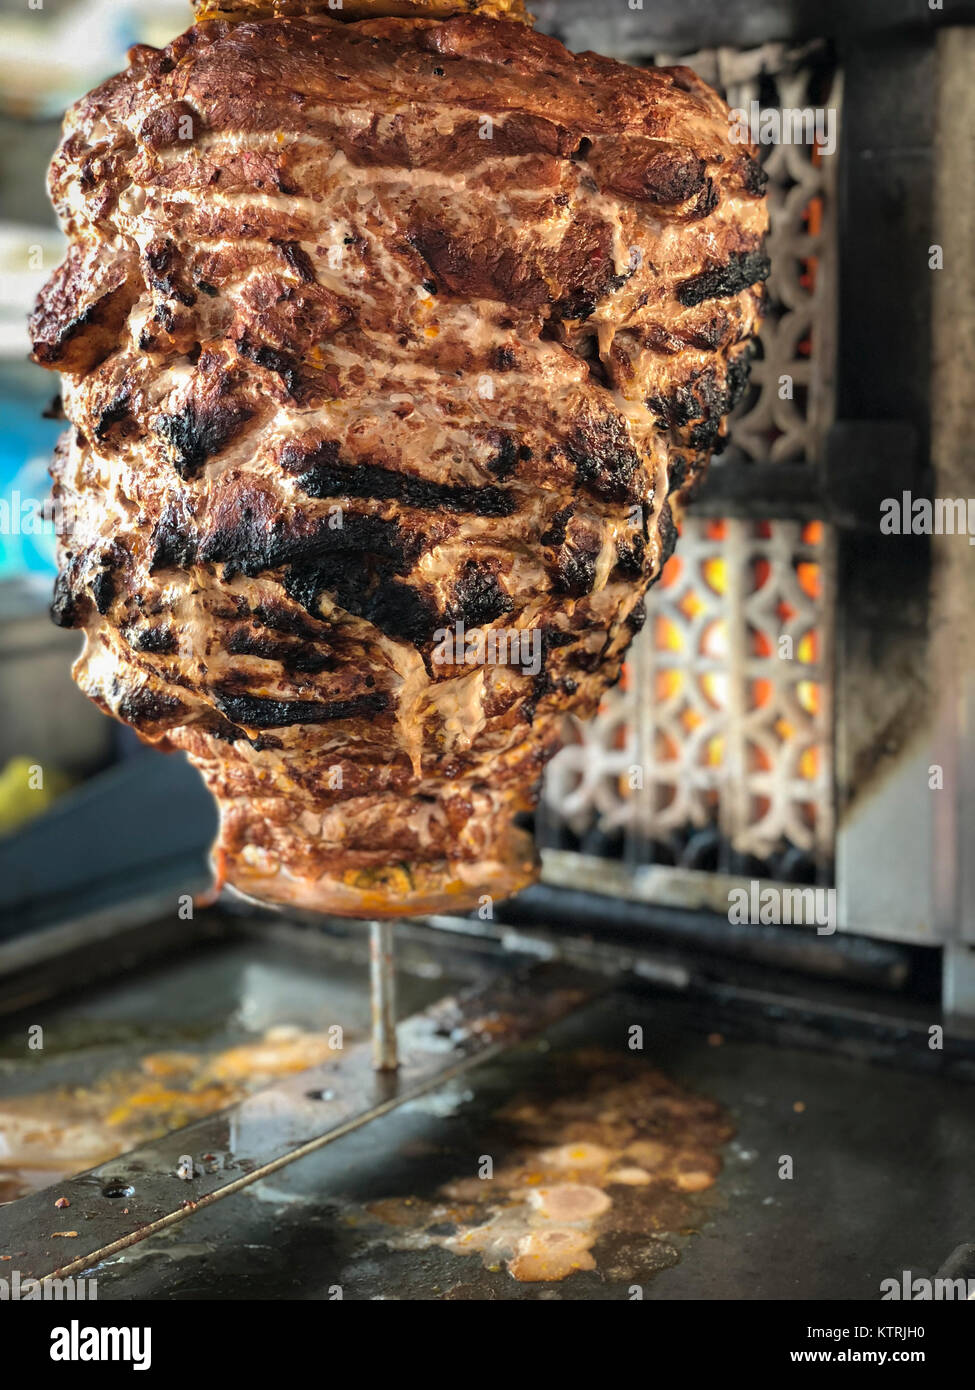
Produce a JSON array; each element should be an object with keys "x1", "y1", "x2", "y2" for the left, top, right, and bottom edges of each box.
[{"x1": 369, "y1": 919, "x2": 399, "y2": 1071}]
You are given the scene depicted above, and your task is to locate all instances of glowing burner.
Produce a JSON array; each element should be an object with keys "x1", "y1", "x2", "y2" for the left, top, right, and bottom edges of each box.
[{"x1": 543, "y1": 517, "x2": 834, "y2": 879}]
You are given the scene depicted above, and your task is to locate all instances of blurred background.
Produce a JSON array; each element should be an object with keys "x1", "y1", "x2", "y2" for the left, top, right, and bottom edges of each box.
[{"x1": 0, "y1": 0, "x2": 192, "y2": 831}]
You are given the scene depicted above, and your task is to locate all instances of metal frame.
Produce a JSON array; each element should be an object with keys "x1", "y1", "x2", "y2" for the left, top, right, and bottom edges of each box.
[
  {"x1": 531, "y1": 0, "x2": 975, "y2": 58},
  {"x1": 537, "y1": 11, "x2": 975, "y2": 985}
]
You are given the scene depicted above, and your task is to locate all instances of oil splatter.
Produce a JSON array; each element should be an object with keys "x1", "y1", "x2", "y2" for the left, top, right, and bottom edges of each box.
[
  {"x1": 368, "y1": 1050, "x2": 733, "y2": 1284},
  {"x1": 0, "y1": 1025, "x2": 344, "y2": 1200}
]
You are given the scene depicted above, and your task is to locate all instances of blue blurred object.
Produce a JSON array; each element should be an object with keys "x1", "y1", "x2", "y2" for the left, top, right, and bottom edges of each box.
[{"x1": 0, "y1": 372, "x2": 64, "y2": 580}]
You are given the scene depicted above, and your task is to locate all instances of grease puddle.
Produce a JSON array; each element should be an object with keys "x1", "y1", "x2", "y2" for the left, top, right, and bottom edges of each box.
[
  {"x1": 366, "y1": 1048, "x2": 734, "y2": 1284},
  {"x1": 0, "y1": 1025, "x2": 346, "y2": 1201}
]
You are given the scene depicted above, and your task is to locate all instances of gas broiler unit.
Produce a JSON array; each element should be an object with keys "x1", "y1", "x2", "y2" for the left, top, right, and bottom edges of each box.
[{"x1": 1, "y1": 0, "x2": 974, "y2": 1299}]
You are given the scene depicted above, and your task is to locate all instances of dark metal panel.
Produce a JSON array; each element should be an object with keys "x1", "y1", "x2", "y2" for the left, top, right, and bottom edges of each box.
[
  {"x1": 691, "y1": 459, "x2": 832, "y2": 520},
  {"x1": 830, "y1": 33, "x2": 939, "y2": 943},
  {"x1": 0, "y1": 751, "x2": 214, "y2": 940},
  {"x1": 532, "y1": 0, "x2": 975, "y2": 57},
  {"x1": 499, "y1": 880, "x2": 917, "y2": 990},
  {"x1": 835, "y1": 35, "x2": 935, "y2": 443}
]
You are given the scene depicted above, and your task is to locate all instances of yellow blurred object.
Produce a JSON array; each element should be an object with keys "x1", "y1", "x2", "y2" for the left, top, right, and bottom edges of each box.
[
  {"x1": 0, "y1": 756, "x2": 71, "y2": 834},
  {"x1": 204, "y1": 1024, "x2": 340, "y2": 1081},
  {"x1": 0, "y1": 1025, "x2": 349, "y2": 1197}
]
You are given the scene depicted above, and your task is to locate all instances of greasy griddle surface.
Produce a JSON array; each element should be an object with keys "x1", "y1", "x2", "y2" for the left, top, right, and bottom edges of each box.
[{"x1": 31, "y1": 984, "x2": 973, "y2": 1300}]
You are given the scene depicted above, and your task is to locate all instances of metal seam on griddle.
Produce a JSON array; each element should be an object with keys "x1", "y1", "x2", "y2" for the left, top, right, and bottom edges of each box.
[{"x1": 3, "y1": 962, "x2": 600, "y2": 1284}]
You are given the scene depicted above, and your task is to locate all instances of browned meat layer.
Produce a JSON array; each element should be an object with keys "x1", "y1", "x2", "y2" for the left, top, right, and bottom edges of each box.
[{"x1": 32, "y1": 10, "x2": 767, "y2": 916}]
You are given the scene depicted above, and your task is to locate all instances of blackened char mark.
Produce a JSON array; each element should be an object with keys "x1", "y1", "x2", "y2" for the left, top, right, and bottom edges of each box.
[
  {"x1": 252, "y1": 601, "x2": 335, "y2": 644},
  {"x1": 671, "y1": 454, "x2": 710, "y2": 505},
  {"x1": 522, "y1": 660, "x2": 581, "y2": 726},
  {"x1": 151, "y1": 503, "x2": 420, "y2": 588},
  {"x1": 743, "y1": 157, "x2": 769, "y2": 196},
  {"x1": 94, "y1": 390, "x2": 131, "y2": 440},
  {"x1": 272, "y1": 239, "x2": 317, "y2": 283},
  {"x1": 51, "y1": 571, "x2": 80, "y2": 629},
  {"x1": 726, "y1": 341, "x2": 756, "y2": 410},
  {"x1": 153, "y1": 399, "x2": 252, "y2": 479},
  {"x1": 676, "y1": 312, "x2": 734, "y2": 353},
  {"x1": 677, "y1": 249, "x2": 771, "y2": 308},
  {"x1": 520, "y1": 626, "x2": 579, "y2": 706},
  {"x1": 32, "y1": 301, "x2": 91, "y2": 367},
  {"x1": 91, "y1": 569, "x2": 115, "y2": 615},
  {"x1": 208, "y1": 715, "x2": 249, "y2": 745},
  {"x1": 149, "y1": 495, "x2": 440, "y2": 646},
  {"x1": 541, "y1": 627, "x2": 576, "y2": 651},
  {"x1": 657, "y1": 501, "x2": 678, "y2": 568},
  {"x1": 150, "y1": 508, "x2": 198, "y2": 571},
  {"x1": 626, "y1": 598, "x2": 647, "y2": 634},
  {"x1": 284, "y1": 558, "x2": 437, "y2": 648},
  {"x1": 447, "y1": 562, "x2": 513, "y2": 627},
  {"x1": 283, "y1": 440, "x2": 516, "y2": 517},
  {"x1": 541, "y1": 506, "x2": 573, "y2": 548},
  {"x1": 485, "y1": 433, "x2": 519, "y2": 481},
  {"x1": 203, "y1": 510, "x2": 420, "y2": 581},
  {"x1": 551, "y1": 268, "x2": 634, "y2": 325},
  {"x1": 551, "y1": 289, "x2": 598, "y2": 323},
  {"x1": 129, "y1": 625, "x2": 177, "y2": 654},
  {"x1": 691, "y1": 180, "x2": 719, "y2": 220},
  {"x1": 555, "y1": 539, "x2": 599, "y2": 596},
  {"x1": 145, "y1": 238, "x2": 196, "y2": 307},
  {"x1": 30, "y1": 262, "x2": 138, "y2": 375},
  {"x1": 649, "y1": 371, "x2": 716, "y2": 430},
  {"x1": 649, "y1": 364, "x2": 725, "y2": 450},
  {"x1": 564, "y1": 414, "x2": 642, "y2": 504},
  {"x1": 238, "y1": 339, "x2": 302, "y2": 397},
  {"x1": 575, "y1": 648, "x2": 605, "y2": 674},
  {"x1": 225, "y1": 628, "x2": 337, "y2": 675},
  {"x1": 225, "y1": 510, "x2": 437, "y2": 644},
  {"x1": 615, "y1": 533, "x2": 645, "y2": 580},
  {"x1": 522, "y1": 668, "x2": 556, "y2": 726},
  {"x1": 118, "y1": 688, "x2": 186, "y2": 725},
  {"x1": 213, "y1": 689, "x2": 388, "y2": 729},
  {"x1": 649, "y1": 345, "x2": 756, "y2": 450},
  {"x1": 208, "y1": 715, "x2": 285, "y2": 749},
  {"x1": 667, "y1": 454, "x2": 688, "y2": 493}
]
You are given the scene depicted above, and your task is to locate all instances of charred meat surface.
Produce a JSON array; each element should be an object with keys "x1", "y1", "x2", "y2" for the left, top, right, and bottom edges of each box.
[{"x1": 30, "y1": 3, "x2": 767, "y2": 916}]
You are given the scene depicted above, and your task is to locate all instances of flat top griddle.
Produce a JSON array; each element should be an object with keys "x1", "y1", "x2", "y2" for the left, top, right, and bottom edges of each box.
[{"x1": 1, "y1": 912, "x2": 972, "y2": 1299}]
